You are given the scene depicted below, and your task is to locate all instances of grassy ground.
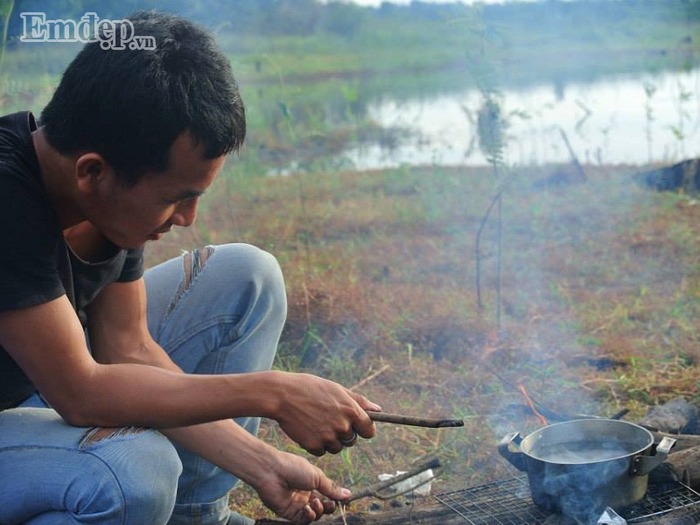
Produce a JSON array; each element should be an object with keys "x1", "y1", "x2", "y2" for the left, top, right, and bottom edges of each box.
[
  {"x1": 145, "y1": 161, "x2": 700, "y2": 520},
  {"x1": 2, "y1": 50, "x2": 696, "y2": 524},
  {"x1": 2, "y1": 3, "x2": 697, "y2": 518}
]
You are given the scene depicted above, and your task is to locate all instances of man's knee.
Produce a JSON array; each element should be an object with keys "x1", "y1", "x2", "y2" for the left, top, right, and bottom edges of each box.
[
  {"x1": 176, "y1": 244, "x2": 286, "y2": 317},
  {"x1": 123, "y1": 431, "x2": 181, "y2": 519},
  {"x1": 81, "y1": 428, "x2": 182, "y2": 524},
  {"x1": 202, "y1": 243, "x2": 287, "y2": 319}
]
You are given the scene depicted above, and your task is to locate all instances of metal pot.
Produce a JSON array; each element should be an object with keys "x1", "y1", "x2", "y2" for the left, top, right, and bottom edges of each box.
[{"x1": 498, "y1": 419, "x2": 675, "y2": 520}]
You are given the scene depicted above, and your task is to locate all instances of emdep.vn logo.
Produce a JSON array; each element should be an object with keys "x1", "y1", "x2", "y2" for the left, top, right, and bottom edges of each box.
[{"x1": 19, "y1": 12, "x2": 157, "y2": 50}]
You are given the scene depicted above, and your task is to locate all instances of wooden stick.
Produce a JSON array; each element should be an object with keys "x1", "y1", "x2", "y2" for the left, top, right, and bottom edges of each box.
[{"x1": 368, "y1": 411, "x2": 463, "y2": 428}]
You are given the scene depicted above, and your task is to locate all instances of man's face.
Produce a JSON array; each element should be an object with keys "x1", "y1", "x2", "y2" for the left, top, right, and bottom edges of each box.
[{"x1": 87, "y1": 132, "x2": 226, "y2": 249}]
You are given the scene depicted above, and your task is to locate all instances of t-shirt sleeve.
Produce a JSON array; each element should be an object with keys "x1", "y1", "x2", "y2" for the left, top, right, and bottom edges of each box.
[
  {"x1": 0, "y1": 167, "x2": 65, "y2": 311},
  {"x1": 116, "y1": 247, "x2": 145, "y2": 282}
]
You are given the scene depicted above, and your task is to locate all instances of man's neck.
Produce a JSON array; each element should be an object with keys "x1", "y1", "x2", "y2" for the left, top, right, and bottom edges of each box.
[{"x1": 31, "y1": 127, "x2": 84, "y2": 229}]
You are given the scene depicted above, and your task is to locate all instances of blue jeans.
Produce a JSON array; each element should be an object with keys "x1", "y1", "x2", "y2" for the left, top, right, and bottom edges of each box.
[{"x1": 0, "y1": 244, "x2": 286, "y2": 525}]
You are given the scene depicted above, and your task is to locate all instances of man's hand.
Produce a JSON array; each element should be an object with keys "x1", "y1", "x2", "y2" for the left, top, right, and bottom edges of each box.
[
  {"x1": 272, "y1": 372, "x2": 381, "y2": 456},
  {"x1": 254, "y1": 451, "x2": 351, "y2": 523}
]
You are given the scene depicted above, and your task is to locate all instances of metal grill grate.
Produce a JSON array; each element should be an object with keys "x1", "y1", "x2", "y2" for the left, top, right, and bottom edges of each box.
[
  {"x1": 435, "y1": 477, "x2": 548, "y2": 524},
  {"x1": 434, "y1": 477, "x2": 700, "y2": 524},
  {"x1": 624, "y1": 481, "x2": 700, "y2": 522}
]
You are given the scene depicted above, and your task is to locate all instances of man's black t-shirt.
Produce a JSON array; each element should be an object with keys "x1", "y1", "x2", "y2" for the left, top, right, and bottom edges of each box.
[{"x1": 0, "y1": 111, "x2": 144, "y2": 409}]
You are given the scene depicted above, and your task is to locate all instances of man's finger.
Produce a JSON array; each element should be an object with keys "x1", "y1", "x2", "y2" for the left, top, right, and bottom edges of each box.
[
  {"x1": 315, "y1": 474, "x2": 352, "y2": 502},
  {"x1": 349, "y1": 404, "x2": 376, "y2": 439},
  {"x1": 307, "y1": 446, "x2": 327, "y2": 457},
  {"x1": 309, "y1": 497, "x2": 325, "y2": 517},
  {"x1": 352, "y1": 392, "x2": 382, "y2": 413},
  {"x1": 321, "y1": 497, "x2": 336, "y2": 514},
  {"x1": 339, "y1": 430, "x2": 357, "y2": 447}
]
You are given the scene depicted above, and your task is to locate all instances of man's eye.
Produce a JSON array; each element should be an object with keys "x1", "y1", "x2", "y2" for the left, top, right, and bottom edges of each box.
[{"x1": 166, "y1": 195, "x2": 199, "y2": 206}]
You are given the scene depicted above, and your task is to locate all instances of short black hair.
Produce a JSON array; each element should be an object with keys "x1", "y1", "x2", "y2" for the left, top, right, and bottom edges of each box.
[{"x1": 40, "y1": 11, "x2": 245, "y2": 186}]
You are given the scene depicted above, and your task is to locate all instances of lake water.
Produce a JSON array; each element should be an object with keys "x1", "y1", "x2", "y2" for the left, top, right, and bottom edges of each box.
[{"x1": 342, "y1": 67, "x2": 700, "y2": 169}]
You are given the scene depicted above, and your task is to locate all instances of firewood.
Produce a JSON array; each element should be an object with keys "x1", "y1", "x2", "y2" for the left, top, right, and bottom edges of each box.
[{"x1": 666, "y1": 445, "x2": 700, "y2": 490}]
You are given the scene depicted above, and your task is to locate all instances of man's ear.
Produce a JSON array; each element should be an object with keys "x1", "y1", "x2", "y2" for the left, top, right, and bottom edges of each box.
[{"x1": 74, "y1": 153, "x2": 112, "y2": 193}]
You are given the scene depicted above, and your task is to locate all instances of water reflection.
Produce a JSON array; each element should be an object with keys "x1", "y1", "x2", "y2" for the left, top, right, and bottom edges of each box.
[{"x1": 343, "y1": 68, "x2": 700, "y2": 169}]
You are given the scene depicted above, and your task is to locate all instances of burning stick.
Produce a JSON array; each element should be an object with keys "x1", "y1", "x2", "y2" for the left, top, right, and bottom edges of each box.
[
  {"x1": 517, "y1": 384, "x2": 548, "y2": 426},
  {"x1": 367, "y1": 411, "x2": 464, "y2": 428}
]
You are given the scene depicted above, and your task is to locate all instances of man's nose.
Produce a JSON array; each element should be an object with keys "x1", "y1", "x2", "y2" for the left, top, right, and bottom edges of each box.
[{"x1": 171, "y1": 199, "x2": 198, "y2": 227}]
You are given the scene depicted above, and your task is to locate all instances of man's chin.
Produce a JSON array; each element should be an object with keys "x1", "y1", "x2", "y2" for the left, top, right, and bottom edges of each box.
[
  {"x1": 109, "y1": 232, "x2": 162, "y2": 249},
  {"x1": 112, "y1": 238, "x2": 149, "y2": 250}
]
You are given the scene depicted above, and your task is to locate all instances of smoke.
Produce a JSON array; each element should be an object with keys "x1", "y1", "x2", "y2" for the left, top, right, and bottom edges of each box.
[{"x1": 537, "y1": 455, "x2": 631, "y2": 524}]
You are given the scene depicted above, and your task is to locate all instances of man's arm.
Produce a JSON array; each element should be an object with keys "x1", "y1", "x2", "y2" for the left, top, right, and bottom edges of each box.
[
  {"x1": 0, "y1": 281, "x2": 377, "y2": 448},
  {"x1": 85, "y1": 277, "x2": 374, "y2": 519},
  {"x1": 0, "y1": 293, "x2": 280, "y2": 427},
  {"x1": 85, "y1": 278, "x2": 379, "y2": 451},
  {"x1": 0, "y1": 279, "x2": 377, "y2": 520}
]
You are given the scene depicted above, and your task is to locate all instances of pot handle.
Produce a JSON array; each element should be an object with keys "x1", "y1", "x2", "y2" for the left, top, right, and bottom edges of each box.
[
  {"x1": 630, "y1": 436, "x2": 676, "y2": 476},
  {"x1": 498, "y1": 432, "x2": 528, "y2": 472}
]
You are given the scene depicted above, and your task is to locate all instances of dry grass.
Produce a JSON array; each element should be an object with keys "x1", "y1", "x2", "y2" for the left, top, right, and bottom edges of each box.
[{"x1": 146, "y1": 163, "x2": 700, "y2": 520}]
